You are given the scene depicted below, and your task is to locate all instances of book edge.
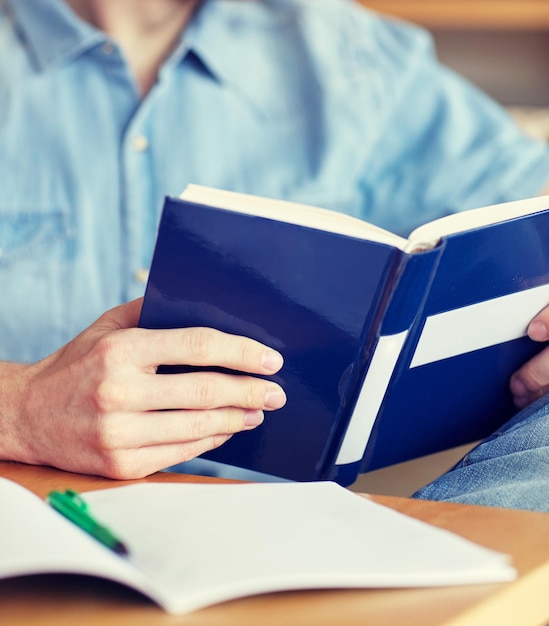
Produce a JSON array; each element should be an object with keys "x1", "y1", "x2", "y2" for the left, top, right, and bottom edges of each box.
[{"x1": 180, "y1": 184, "x2": 408, "y2": 249}]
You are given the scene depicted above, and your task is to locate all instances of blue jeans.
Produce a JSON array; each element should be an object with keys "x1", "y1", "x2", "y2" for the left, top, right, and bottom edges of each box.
[{"x1": 412, "y1": 394, "x2": 549, "y2": 512}]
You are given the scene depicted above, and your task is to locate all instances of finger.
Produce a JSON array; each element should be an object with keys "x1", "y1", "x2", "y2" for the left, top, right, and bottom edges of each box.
[
  {"x1": 89, "y1": 407, "x2": 265, "y2": 450},
  {"x1": 511, "y1": 384, "x2": 549, "y2": 409},
  {"x1": 133, "y1": 372, "x2": 286, "y2": 411},
  {"x1": 104, "y1": 370, "x2": 286, "y2": 412},
  {"x1": 133, "y1": 326, "x2": 284, "y2": 374},
  {"x1": 91, "y1": 435, "x2": 235, "y2": 480},
  {"x1": 510, "y1": 346, "x2": 549, "y2": 407},
  {"x1": 528, "y1": 305, "x2": 549, "y2": 342}
]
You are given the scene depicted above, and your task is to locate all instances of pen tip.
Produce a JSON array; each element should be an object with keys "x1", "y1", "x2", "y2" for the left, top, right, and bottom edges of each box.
[{"x1": 113, "y1": 542, "x2": 129, "y2": 556}]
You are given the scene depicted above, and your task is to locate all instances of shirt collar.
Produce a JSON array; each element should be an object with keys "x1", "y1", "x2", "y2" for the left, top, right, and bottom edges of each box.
[
  {"x1": 10, "y1": 0, "x2": 298, "y2": 120},
  {"x1": 184, "y1": 0, "x2": 297, "y2": 120},
  {"x1": 7, "y1": 0, "x2": 105, "y2": 69}
]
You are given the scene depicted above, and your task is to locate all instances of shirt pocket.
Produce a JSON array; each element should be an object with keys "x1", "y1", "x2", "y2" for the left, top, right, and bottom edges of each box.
[
  {"x1": 0, "y1": 204, "x2": 76, "y2": 362},
  {"x1": 0, "y1": 207, "x2": 72, "y2": 265}
]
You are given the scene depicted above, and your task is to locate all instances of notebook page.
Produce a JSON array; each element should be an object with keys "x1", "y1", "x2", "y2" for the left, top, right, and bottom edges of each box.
[{"x1": 84, "y1": 481, "x2": 515, "y2": 615}]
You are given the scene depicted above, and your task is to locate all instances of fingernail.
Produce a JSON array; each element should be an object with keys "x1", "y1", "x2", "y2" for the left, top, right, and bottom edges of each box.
[
  {"x1": 262, "y1": 349, "x2": 284, "y2": 373},
  {"x1": 529, "y1": 320, "x2": 549, "y2": 341},
  {"x1": 264, "y1": 388, "x2": 286, "y2": 409},
  {"x1": 244, "y1": 410, "x2": 264, "y2": 427}
]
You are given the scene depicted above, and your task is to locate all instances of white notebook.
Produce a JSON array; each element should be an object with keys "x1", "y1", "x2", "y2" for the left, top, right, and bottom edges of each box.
[{"x1": 0, "y1": 478, "x2": 515, "y2": 615}]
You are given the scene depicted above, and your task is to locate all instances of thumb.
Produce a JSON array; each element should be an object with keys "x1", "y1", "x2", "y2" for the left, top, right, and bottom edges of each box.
[
  {"x1": 528, "y1": 305, "x2": 549, "y2": 342},
  {"x1": 96, "y1": 298, "x2": 144, "y2": 331}
]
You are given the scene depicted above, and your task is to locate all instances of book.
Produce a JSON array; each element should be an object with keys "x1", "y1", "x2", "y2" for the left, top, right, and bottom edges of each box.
[
  {"x1": 139, "y1": 186, "x2": 549, "y2": 485},
  {"x1": 0, "y1": 477, "x2": 515, "y2": 615}
]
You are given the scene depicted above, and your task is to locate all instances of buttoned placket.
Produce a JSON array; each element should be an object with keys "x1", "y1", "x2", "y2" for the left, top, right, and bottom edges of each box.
[
  {"x1": 84, "y1": 37, "x2": 158, "y2": 303},
  {"x1": 118, "y1": 45, "x2": 189, "y2": 302}
]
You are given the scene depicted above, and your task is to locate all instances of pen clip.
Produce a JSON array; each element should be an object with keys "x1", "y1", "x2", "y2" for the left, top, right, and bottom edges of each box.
[
  {"x1": 57, "y1": 489, "x2": 88, "y2": 511},
  {"x1": 47, "y1": 489, "x2": 90, "y2": 520}
]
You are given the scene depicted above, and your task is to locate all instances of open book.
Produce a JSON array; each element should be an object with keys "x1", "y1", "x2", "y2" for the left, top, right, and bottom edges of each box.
[
  {"x1": 1, "y1": 478, "x2": 515, "y2": 615},
  {"x1": 139, "y1": 186, "x2": 549, "y2": 484}
]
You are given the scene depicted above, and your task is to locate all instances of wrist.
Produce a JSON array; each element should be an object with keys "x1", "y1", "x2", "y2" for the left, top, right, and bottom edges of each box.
[{"x1": 0, "y1": 360, "x2": 34, "y2": 462}]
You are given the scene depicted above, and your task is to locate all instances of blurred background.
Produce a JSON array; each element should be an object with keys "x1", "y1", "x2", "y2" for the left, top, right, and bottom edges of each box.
[
  {"x1": 362, "y1": 0, "x2": 549, "y2": 141},
  {"x1": 351, "y1": 0, "x2": 549, "y2": 496}
]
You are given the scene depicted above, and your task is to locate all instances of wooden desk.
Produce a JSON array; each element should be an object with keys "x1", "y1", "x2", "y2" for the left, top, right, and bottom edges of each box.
[{"x1": 2, "y1": 462, "x2": 549, "y2": 626}]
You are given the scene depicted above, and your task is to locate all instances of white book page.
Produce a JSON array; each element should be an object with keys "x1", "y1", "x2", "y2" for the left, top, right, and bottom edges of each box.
[
  {"x1": 408, "y1": 194, "x2": 549, "y2": 251},
  {"x1": 180, "y1": 184, "x2": 408, "y2": 248},
  {"x1": 84, "y1": 481, "x2": 515, "y2": 615},
  {"x1": 181, "y1": 187, "x2": 549, "y2": 253}
]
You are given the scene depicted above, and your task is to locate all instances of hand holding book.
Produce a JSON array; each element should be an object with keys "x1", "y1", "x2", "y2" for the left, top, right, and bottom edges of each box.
[{"x1": 0, "y1": 299, "x2": 285, "y2": 480}]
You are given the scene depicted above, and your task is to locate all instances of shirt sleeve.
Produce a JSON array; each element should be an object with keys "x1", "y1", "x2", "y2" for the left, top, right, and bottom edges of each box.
[{"x1": 348, "y1": 11, "x2": 549, "y2": 235}]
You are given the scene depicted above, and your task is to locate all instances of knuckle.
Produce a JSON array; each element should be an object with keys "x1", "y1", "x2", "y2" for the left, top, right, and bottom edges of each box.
[
  {"x1": 91, "y1": 334, "x2": 124, "y2": 366},
  {"x1": 237, "y1": 340, "x2": 259, "y2": 368},
  {"x1": 189, "y1": 411, "x2": 212, "y2": 440},
  {"x1": 99, "y1": 450, "x2": 150, "y2": 481},
  {"x1": 178, "y1": 440, "x2": 201, "y2": 463},
  {"x1": 212, "y1": 433, "x2": 232, "y2": 450},
  {"x1": 185, "y1": 327, "x2": 215, "y2": 362},
  {"x1": 179, "y1": 434, "x2": 231, "y2": 463},
  {"x1": 520, "y1": 362, "x2": 546, "y2": 392},
  {"x1": 187, "y1": 409, "x2": 244, "y2": 441},
  {"x1": 99, "y1": 451, "x2": 132, "y2": 480},
  {"x1": 244, "y1": 380, "x2": 266, "y2": 408},
  {"x1": 192, "y1": 375, "x2": 218, "y2": 407},
  {"x1": 93, "y1": 417, "x2": 119, "y2": 451},
  {"x1": 103, "y1": 457, "x2": 126, "y2": 479},
  {"x1": 224, "y1": 409, "x2": 240, "y2": 434},
  {"x1": 91, "y1": 380, "x2": 126, "y2": 413}
]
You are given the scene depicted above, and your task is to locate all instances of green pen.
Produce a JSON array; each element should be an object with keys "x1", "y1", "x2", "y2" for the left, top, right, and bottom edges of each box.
[{"x1": 47, "y1": 489, "x2": 129, "y2": 556}]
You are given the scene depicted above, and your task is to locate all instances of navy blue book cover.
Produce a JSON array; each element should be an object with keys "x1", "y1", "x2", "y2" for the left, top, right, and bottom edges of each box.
[
  {"x1": 139, "y1": 197, "x2": 410, "y2": 482},
  {"x1": 358, "y1": 210, "x2": 549, "y2": 474},
  {"x1": 140, "y1": 190, "x2": 549, "y2": 485}
]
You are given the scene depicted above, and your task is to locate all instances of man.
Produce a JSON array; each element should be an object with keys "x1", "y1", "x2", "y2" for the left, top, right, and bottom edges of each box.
[{"x1": 0, "y1": 0, "x2": 548, "y2": 509}]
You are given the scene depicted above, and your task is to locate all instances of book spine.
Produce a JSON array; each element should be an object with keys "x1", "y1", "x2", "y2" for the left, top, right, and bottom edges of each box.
[{"x1": 328, "y1": 245, "x2": 444, "y2": 485}]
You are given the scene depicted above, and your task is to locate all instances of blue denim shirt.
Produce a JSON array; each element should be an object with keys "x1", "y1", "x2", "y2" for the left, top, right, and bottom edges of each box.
[{"x1": 1, "y1": 0, "x2": 549, "y2": 362}]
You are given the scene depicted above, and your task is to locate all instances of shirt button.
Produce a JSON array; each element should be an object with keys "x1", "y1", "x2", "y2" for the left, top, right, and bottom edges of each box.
[
  {"x1": 131, "y1": 135, "x2": 149, "y2": 152},
  {"x1": 102, "y1": 42, "x2": 115, "y2": 55},
  {"x1": 134, "y1": 268, "x2": 150, "y2": 284}
]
